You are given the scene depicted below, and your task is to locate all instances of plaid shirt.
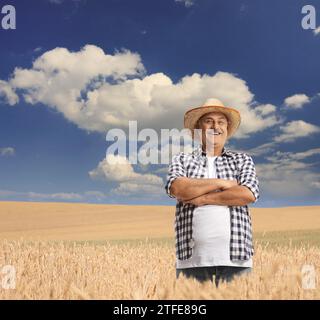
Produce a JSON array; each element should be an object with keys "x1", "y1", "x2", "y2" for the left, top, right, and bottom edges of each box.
[{"x1": 165, "y1": 145, "x2": 260, "y2": 262}]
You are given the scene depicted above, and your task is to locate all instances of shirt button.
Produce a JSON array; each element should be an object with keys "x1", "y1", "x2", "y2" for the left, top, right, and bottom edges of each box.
[{"x1": 189, "y1": 238, "x2": 195, "y2": 248}]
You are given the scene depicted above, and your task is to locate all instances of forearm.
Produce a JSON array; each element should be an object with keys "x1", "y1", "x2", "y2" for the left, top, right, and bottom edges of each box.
[
  {"x1": 202, "y1": 185, "x2": 255, "y2": 206},
  {"x1": 171, "y1": 177, "x2": 223, "y2": 201}
]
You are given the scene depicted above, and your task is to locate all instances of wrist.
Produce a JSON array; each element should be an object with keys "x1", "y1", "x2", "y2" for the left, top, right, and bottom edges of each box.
[
  {"x1": 216, "y1": 179, "x2": 226, "y2": 190},
  {"x1": 204, "y1": 191, "x2": 219, "y2": 205},
  {"x1": 201, "y1": 194, "x2": 207, "y2": 206}
]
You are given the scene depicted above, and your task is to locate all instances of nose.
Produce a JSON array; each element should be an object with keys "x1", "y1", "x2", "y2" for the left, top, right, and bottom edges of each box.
[{"x1": 211, "y1": 122, "x2": 219, "y2": 130}]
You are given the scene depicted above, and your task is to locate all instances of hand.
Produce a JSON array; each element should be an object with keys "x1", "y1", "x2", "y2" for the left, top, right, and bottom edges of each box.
[{"x1": 220, "y1": 179, "x2": 238, "y2": 191}]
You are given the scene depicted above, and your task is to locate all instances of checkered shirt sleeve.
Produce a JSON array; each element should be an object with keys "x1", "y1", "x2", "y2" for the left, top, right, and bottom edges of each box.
[
  {"x1": 238, "y1": 154, "x2": 260, "y2": 203},
  {"x1": 165, "y1": 153, "x2": 186, "y2": 198}
]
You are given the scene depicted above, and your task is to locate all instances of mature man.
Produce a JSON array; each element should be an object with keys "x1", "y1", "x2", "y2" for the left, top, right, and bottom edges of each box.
[{"x1": 165, "y1": 98, "x2": 260, "y2": 287}]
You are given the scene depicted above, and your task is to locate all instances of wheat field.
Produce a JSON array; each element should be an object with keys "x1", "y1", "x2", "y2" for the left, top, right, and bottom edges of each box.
[
  {"x1": 1, "y1": 202, "x2": 320, "y2": 241},
  {"x1": 0, "y1": 239, "x2": 319, "y2": 300},
  {"x1": 0, "y1": 202, "x2": 319, "y2": 299}
]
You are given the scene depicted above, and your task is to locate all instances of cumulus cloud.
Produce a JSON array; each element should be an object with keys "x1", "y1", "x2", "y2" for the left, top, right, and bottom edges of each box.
[
  {"x1": 284, "y1": 94, "x2": 310, "y2": 109},
  {"x1": 314, "y1": 27, "x2": 320, "y2": 36},
  {"x1": 0, "y1": 189, "x2": 108, "y2": 202},
  {"x1": 256, "y1": 149, "x2": 320, "y2": 197},
  {"x1": 227, "y1": 142, "x2": 275, "y2": 157},
  {"x1": 311, "y1": 181, "x2": 320, "y2": 188},
  {"x1": 197, "y1": 144, "x2": 320, "y2": 198},
  {"x1": 88, "y1": 134, "x2": 196, "y2": 196},
  {"x1": 175, "y1": 0, "x2": 195, "y2": 8},
  {"x1": 285, "y1": 147, "x2": 320, "y2": 160},
  {"x1": 0, "y1": 190, "x2": 82, "y2": 201},
  {"x1": 89, "y1": 154, "x2": 164, "y2": 196},
  {"x1": 48, "y1": 0, "x2": 63, "y2": 4},
  {"x1": 242, "y1": 120, "x2": 320, "y2": 155},
  {"x1": 130, "y1": 128, "x2": 195, "y2": 165},
  {"x1": 2, "y1": 44, "x2": 281, "y2": 139},
  {"x1": 7, "y1": 45, "x2": 320, "y2": 199},
  {"x1": 254, "y1": 104, "x2": 276, "y2": 116},
  {"x1": 0, "y1": 80, "x2": 19, "y2": 105},
  {"x1": 275, "y1": 120, "x2": 320, "y2": 143},
  {"x1": 28, "y1": 192, "x2": 83, "y2": 200},
  {"x1": 233, "y1": 121, "x2": 320, "y2": 158},
  {"x1": 47, "y1": 0, "x2": 82, "y2": 4},
  {"x1": 0, "y1": 147, "x2": 15, "y2": 156}
]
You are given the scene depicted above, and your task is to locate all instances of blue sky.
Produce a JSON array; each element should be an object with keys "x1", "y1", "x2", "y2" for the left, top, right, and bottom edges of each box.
[{"x1": 0, "y1": 0, "x2": 320, "y2": 207}]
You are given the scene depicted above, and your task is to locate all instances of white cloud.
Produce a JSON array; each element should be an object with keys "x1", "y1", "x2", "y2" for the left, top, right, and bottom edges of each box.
[
  {"x1": 3, "y1": 45, "x2": 281, "y2": 139},
  {"x1": 133, "y1": 129, "x2": 195, "y2": 165},
  {"x1": 254, "y1": 104, "x2": 276, "y2": 116},
  {"x1": 314, "y1": 27, "x2": 320, "y2": 36},
  {"x1": 111, "y1": 182, "x2": 163, "y2": 196},
  {"x1": 311, "y1": 181, "x2": 320, "y2": 188},
  {"x1": 265, "y1": 149, "x2": 319, "y2": 165},
  {"x1": 230, "y1": 145, "x2": 320, "y2": 198},
  {"x1": 0, "y1": 190, "x2": 82, "y2": 201},
  {"x1": 0, "y1": 189, "x2": 108, "y2": 202},
  {"x1": 285, "y1": 147, "x2": 320, "y2": 160},
  {"x1": 175, "y1": 0, "x2": 194, "y2": 8},
  {"x1": 243, "y1": 142, "x2": 277, "y2": 157},
  {"x1": 28, "y1": 192, "x2": 83, "y2": 200},
  {"x1": 284, "y1": 94, "x2": 310, "y2": 109},
  {"x1": 0, "y1": 80, "x2": 19, "y2": 105},
  {"x1": 47, "y1": 0, "x2": 82, "y2": 4},
  {"x1": 256, "y1": 163, "x2": 320, "y2": 197},
  {"x1": 229, "y1": 143, "x2": 320, "y2": 200},
  {"x1": 240, "y1": 4, "x2": 248, "y2": 15},
  {"x1": 232, "y1": 121, "x2": 320, "y2": 157},
  {"x1": 89, "y1": 154, "x2": 164, "y2": 196},
  {"x1": 83, "y1": 190, "x2": 106, "y2": 199},
  {"x1": 0, "y1": 147, "x2": 15, "y2": 156},
  {"x1": 256, "y1": 149, "x2": 320, "y2": 197},
  {"x1": 275, "y1": 120, "x2": 320, "y2": 143},
  {"x1": 154, "y1": 166, "x2": 170, "y2": 174}
]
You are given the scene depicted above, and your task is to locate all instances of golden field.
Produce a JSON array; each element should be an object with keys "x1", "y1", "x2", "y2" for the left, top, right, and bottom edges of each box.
[
  {"x1": 0, "y1": 201, "x2": 320, "y2": 240},
  {"x1": 0, "y1": 201, "x2": 319, "y2": 299},
  {"x1": 0, "y1": 240, "x2": 319, "y2": 299}
]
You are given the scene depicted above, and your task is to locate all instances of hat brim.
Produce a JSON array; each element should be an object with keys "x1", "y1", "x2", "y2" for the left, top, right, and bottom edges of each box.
[{"x1": 184, "y1": 105, "x2": 241, "y2": 139}]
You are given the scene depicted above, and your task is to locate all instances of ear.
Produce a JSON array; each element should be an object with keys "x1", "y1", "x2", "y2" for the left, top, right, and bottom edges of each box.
[
  {"x1": 195, "y1": 118, "x2": 201, "y2": 129},
  {"x1": 194, "y1": 119, "x2": 201, "y2": 134}
]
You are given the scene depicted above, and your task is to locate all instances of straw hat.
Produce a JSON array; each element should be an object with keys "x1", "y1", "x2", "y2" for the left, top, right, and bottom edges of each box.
[{"x1": 184, "y1": 98, "x2": 241, "y2": 139}]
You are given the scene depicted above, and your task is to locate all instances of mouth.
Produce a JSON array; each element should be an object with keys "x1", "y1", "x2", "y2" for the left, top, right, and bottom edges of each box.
[{"x1": 207, "y1": 131, "x2": 222, "y2": 136}]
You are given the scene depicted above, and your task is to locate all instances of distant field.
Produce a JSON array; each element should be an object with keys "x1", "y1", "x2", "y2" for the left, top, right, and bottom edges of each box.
[
  {"x1": 254, "y1": 229, "x2": 320, "y2": 248},
  {"x1": 64, "y1": 229, "x2": 320, "y2": 248},
  {"x1": 0, "y1": 201, "x2": 319, "y2": 243}
]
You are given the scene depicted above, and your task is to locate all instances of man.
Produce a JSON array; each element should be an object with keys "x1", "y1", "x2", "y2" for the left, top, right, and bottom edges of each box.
[{"x1": 165, "y1": 98, "x2": 260, "y2": 287}]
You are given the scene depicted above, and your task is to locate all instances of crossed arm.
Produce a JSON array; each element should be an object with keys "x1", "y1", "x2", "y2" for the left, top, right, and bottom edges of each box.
[{"x1": 170, "y1": 177, "x2": 256, "y2": 207}]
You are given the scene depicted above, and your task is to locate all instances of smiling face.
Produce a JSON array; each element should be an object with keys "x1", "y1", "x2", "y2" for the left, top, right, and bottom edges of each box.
[{"x1": 195, "y1": 111, "x2": 229, "y2": 153}]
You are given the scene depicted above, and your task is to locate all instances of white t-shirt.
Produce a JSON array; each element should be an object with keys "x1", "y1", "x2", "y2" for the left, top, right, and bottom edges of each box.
[{"x1": 176, "y1": 155, "x2": 253, "y2": 269}]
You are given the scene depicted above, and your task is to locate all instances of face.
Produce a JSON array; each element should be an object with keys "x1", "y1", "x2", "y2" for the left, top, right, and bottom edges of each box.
[{"x1": 195, "y1": 112, "x2": 229, "y2": 150}]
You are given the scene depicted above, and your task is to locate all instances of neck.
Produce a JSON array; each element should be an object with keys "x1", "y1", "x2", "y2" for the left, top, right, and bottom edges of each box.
[{"x1": 201, "y1": 144, "x2": 223, "y2": 157}]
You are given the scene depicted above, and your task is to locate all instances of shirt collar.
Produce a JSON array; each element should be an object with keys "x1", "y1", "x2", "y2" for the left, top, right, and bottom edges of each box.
[{"x1": 192, "y1": 145, "x2": 233, "y2": 160}]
